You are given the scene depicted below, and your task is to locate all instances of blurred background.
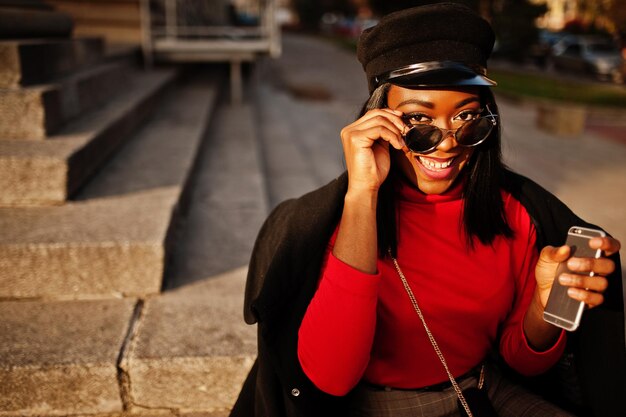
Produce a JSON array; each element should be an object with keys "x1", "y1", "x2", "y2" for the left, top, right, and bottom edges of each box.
[
  {"x1": 295, "y1": 0, "x2": 626, "y2": 85},
  {"x1": 23, "y1": 0, "x2": 626, "y2": 85},
  {"x1": 0, "y1": 1, "x2": 624, "y2": 416}
]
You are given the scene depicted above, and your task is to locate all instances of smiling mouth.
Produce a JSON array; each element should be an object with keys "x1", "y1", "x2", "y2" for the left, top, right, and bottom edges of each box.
[{"x1": 417, "y1": 156, "x2": 455, "y2": 171}]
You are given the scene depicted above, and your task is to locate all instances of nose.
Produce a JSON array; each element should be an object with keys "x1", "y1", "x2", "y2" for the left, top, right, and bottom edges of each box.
[{"x1": 436, "y1": 128, "x2": 458, "y2": 152}]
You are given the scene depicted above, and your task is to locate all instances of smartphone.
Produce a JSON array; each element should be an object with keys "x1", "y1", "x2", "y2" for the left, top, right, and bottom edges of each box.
[{"x1": 543, "y1": 226, "x2": 605, "y2": 331}]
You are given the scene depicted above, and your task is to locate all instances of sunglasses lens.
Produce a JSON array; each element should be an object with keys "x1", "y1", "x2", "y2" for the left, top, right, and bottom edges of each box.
[
  {"x1": 456, "y1": 118, "x2": 494, "y2": 146},
  {"x1": 403, "y1": 116, "x2": 496, "y2": 153},
  {"x1": 405, "y1": 125, "x2": 442, "y2": 153}
]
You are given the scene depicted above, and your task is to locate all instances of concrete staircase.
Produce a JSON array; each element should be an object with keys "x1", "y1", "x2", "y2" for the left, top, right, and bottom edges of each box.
[
  {"x1": 0, "y1": 32, "x2": 261, "y2": 416},
  {"x1": 1, "y1": 30, "x2": 367, "y2": 417}
]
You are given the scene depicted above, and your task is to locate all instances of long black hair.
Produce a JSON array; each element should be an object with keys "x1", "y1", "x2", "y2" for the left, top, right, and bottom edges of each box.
[{"x1": 358, "y1": 83, "x2": 514, "y2": 257}]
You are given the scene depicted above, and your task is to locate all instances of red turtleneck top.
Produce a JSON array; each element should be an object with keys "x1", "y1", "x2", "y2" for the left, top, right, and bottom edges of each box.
[{"x1": 297, "y1": 178, "x2": 566, "y2": 396}]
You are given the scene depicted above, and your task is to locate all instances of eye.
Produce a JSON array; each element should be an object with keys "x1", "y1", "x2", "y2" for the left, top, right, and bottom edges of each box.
[
  {"x1": 402, "y1": 112, "x2": 432, "y2": 126},
  {"x1": 454, "y1": 109, "x2": 481, "y2": 122}
]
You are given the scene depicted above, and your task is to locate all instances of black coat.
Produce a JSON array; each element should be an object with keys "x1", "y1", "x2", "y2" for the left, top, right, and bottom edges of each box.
[{"x1": 230, "y1": 170, "x2": 625, "y2": 417}]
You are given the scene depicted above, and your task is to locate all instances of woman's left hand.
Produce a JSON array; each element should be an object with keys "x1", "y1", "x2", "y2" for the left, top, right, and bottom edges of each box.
[{"x1": 535, "y1": 236, "x2": 621, "y2": 309}]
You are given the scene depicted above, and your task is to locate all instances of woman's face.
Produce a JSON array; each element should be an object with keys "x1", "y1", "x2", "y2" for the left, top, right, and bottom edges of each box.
[{"x1": 387, "y1": 85, "x2": 482, "y2": 195}]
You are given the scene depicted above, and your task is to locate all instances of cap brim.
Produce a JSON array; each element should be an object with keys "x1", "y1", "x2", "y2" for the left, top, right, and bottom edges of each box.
[
  {"x1": 375, "y1": 61, "x2": 497, "y2": 88},
  {"x1": 390, "y1": 70, "x2": 497, "y2": 87}
]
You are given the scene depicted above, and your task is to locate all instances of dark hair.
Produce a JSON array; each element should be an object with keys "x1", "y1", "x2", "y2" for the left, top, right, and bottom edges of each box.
[{"x1": 359, "y1": 83, "x2": 514, "y2": 257}]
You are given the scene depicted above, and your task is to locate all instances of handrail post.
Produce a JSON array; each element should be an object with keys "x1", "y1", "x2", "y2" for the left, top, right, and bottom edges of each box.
[
  {"x1": 165, "y1": 0, "x2": 178, "y2": 40},
  {"x1": 230, "y1": 59, "x2": 243, "y2": 105},
  {"x1": 140, "y1": 0, "x2": 153, "y2": 69}
]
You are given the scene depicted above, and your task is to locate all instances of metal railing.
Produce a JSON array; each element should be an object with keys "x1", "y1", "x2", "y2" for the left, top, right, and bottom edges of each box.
[{"x1": 140, "y1": 0, "x2": 281, "y2": 103}]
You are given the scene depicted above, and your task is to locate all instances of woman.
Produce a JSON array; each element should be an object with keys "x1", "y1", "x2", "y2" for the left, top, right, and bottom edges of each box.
[{"x1": 231, "y1": 3, "x2": 624, "y2": 417}]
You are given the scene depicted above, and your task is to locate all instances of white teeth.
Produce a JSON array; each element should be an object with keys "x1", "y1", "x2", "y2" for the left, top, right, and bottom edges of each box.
[{"x1": 418, "y1": 156, "x2": 453, "y2": 170}]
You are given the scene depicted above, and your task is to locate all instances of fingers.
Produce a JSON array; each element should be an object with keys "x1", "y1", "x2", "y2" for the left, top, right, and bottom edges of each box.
[
  {"x1": 535, "y1": 245, "x2": 571, "y2": 294},
  {"x1": 566, "y1": 256, "x2": 615, "y2": 276},
  {"x1": 565, "y1": 236, "x2": 620, "y2": 276},
  {"x1": 341, "y1": 109, "x2": 407, "y2": 151},
  {"x1": 560, "y1": 236, "x2": 618, "y2": 310},
  {"x1": 558, "y1": 273, "x2": 607, "y2": 309},
  {"x1": 565, "y1": 287, "x2": 605, "y2": 309},
  {"x1": 558, "y1": 273, "x2": 609, "y2": 293},
  {"x1": 538, "y1": 245, "x2": 570, "y2": 264},
  {"x1": 341, "y1": 125, "x2": 401, "y2": 151},
  {"x1": 340, "y1": 109, "x2": 408, "y2": 191},
  {"x1": 589, "y1": 236, "x2": 621, "y2": 257},
  {"x1": 538, "y1": 238, "x2": 618, "y2": 310}
]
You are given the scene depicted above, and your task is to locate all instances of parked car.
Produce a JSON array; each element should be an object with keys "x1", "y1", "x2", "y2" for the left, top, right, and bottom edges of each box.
[
  {"x1": 529, "y1": 29, "x2": 569, "y2": 67},
  {"x1": 320, "y1": 13, "x2": 378, "y2": 39},
  {"x1": 550, "y1": 35, "x2": 625, "y2": 83}
]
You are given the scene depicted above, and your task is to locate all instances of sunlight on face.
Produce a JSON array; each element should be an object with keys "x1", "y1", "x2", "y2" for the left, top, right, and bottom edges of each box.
[{"x1": 387, "y1": 85, "x2": 482, "y2": 195}]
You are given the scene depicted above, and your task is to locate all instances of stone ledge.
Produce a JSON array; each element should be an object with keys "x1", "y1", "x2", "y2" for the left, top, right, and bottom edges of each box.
[
  {"x1": 0, "y1": 61, "x2": 132, "y2": 140},
  {"x1": 0, "y1": 268, "x2": 252, "y2": 416},
  {"x1": 0, "y1": 7, "x2": 73, "y2": 39},
  {"x1": 536, "y1": 101, "x2": 587, "y2": 136},
  {"x1": 0, "y1": 73, "x2": 222, "y2": 299},
  {"x1": 0, "y1": 191, "x2": 173, "y2": 298},
  {"x1": 122, "y1": 267, "x2": 256, "y2": 412},
  {"x1": 0, "y1": 69, "x2": 176, "y2": 206},
  {"x1": 125, "y1": 356, "x2": 254, "y2": 413},
  {"x1": 0, "y1": 298, "x2": 137, "y2": 416},
  {"x1": 0, "y1": 38, "x2": 104, "y2": 88},
  {"x1": 495, "y1": 92, "x2": 589, "y2": 136}
]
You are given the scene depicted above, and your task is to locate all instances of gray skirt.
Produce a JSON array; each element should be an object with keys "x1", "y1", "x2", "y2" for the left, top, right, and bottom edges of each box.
[{"x1": 346, "y1": 363, "x2": 575, "y2": 417}]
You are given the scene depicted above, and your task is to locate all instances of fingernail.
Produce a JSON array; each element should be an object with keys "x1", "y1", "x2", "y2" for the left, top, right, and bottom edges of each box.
[
  {"x1": 567, "y1": 258, "x2": 581, "y2": 269},
  {"x1": 555, "y1": 246, "x2": 569, "y2": 259},
  {"x1": 559, "y1": 274, "x2": 573, "y2": 285},
  {"x1": 567, "y1": 287, "x2": 583, "y2": 299},
  {"x1": 589, "y1": 237, "x2": 603, "y2": 247}
]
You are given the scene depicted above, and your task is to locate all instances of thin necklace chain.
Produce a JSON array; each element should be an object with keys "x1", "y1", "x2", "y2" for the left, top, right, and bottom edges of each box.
[{"x1": 390, "y1": 253, "x2": 484, "y2": 417}]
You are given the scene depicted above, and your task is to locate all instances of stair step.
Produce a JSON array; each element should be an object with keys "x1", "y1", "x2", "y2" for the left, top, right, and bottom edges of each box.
[
  {"x1": 0, "y1": 1, "x2": 53, "y2": 10},
  {"x1": 46, "y1": 0, "x2": 143, "y2": 45},
  {"x1": 119, "y1": 88, "x2": 267, "y2": 413},
  {"x1": 0, "y1": 298, "x2": 137, "y2": 415},
  {"x1": 122, "y1": 267, "x2": 255, "y2": 413},
  {"x1": 0, "y1": 69, "x2": 176, "y2": 206},
  {"x1": 166, "y1": 99, "x2": 269, "y2": 289},
  {"x1": 0, "y1": 6, "x2": 73, "y2": 39},
  {"x1": 0, "y1": 268, "x2": 251, "y2": 416},
  {"x1": 0, "y1": 190, "x2": 181, "y2": 298},
  {"x1": 254, "y1": 75, "x2": 347, "y2": 209},
  {"x1": 0, "y1": 72, "x2": 223, "y2": 299},
  {"x1": 255, "y1": 84, "x2": 319, "y2": 208},
  {"x1": 0, "y1": 61, "x2": 132, "y2": 140},
  {"x1": 0, "y1": 37, "x2": 105, "y2": 88}
]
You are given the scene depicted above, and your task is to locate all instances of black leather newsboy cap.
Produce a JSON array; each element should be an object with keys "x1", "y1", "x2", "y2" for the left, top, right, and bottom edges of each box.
[{"x1": 357, "y1": 2, "x2": 496, "y2": 92}]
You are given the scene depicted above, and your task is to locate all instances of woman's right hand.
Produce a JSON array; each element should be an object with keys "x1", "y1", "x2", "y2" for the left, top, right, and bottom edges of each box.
[
  {"x1": 340, "y1": 109, "x2": 407, "y2": 194},
  {"x1": 335, "y1": 109, "x2": 407, "y2": 273}
]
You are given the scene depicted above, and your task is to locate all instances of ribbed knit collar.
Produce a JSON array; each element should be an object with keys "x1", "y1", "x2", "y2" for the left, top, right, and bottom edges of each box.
[{"x1": 393, "y1": 173, "x2": 465, "y2": 204}]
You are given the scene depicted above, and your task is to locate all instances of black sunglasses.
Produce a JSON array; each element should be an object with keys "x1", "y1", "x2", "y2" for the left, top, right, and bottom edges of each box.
[{"x1": 401, "y1": 107, "x2": 498, "y2": 154}]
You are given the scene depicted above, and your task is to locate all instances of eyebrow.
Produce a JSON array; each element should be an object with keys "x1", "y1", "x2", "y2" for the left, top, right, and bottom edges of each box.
[
  {"x1": 396, "y1": 99, "x2": 434, "y2": 109},
  {"x1": 395, "y1": 96, "x2": 480, "y2": 109},
  {"x1": 455, "y1": 97, "x2": 480, "y2": 108}
]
